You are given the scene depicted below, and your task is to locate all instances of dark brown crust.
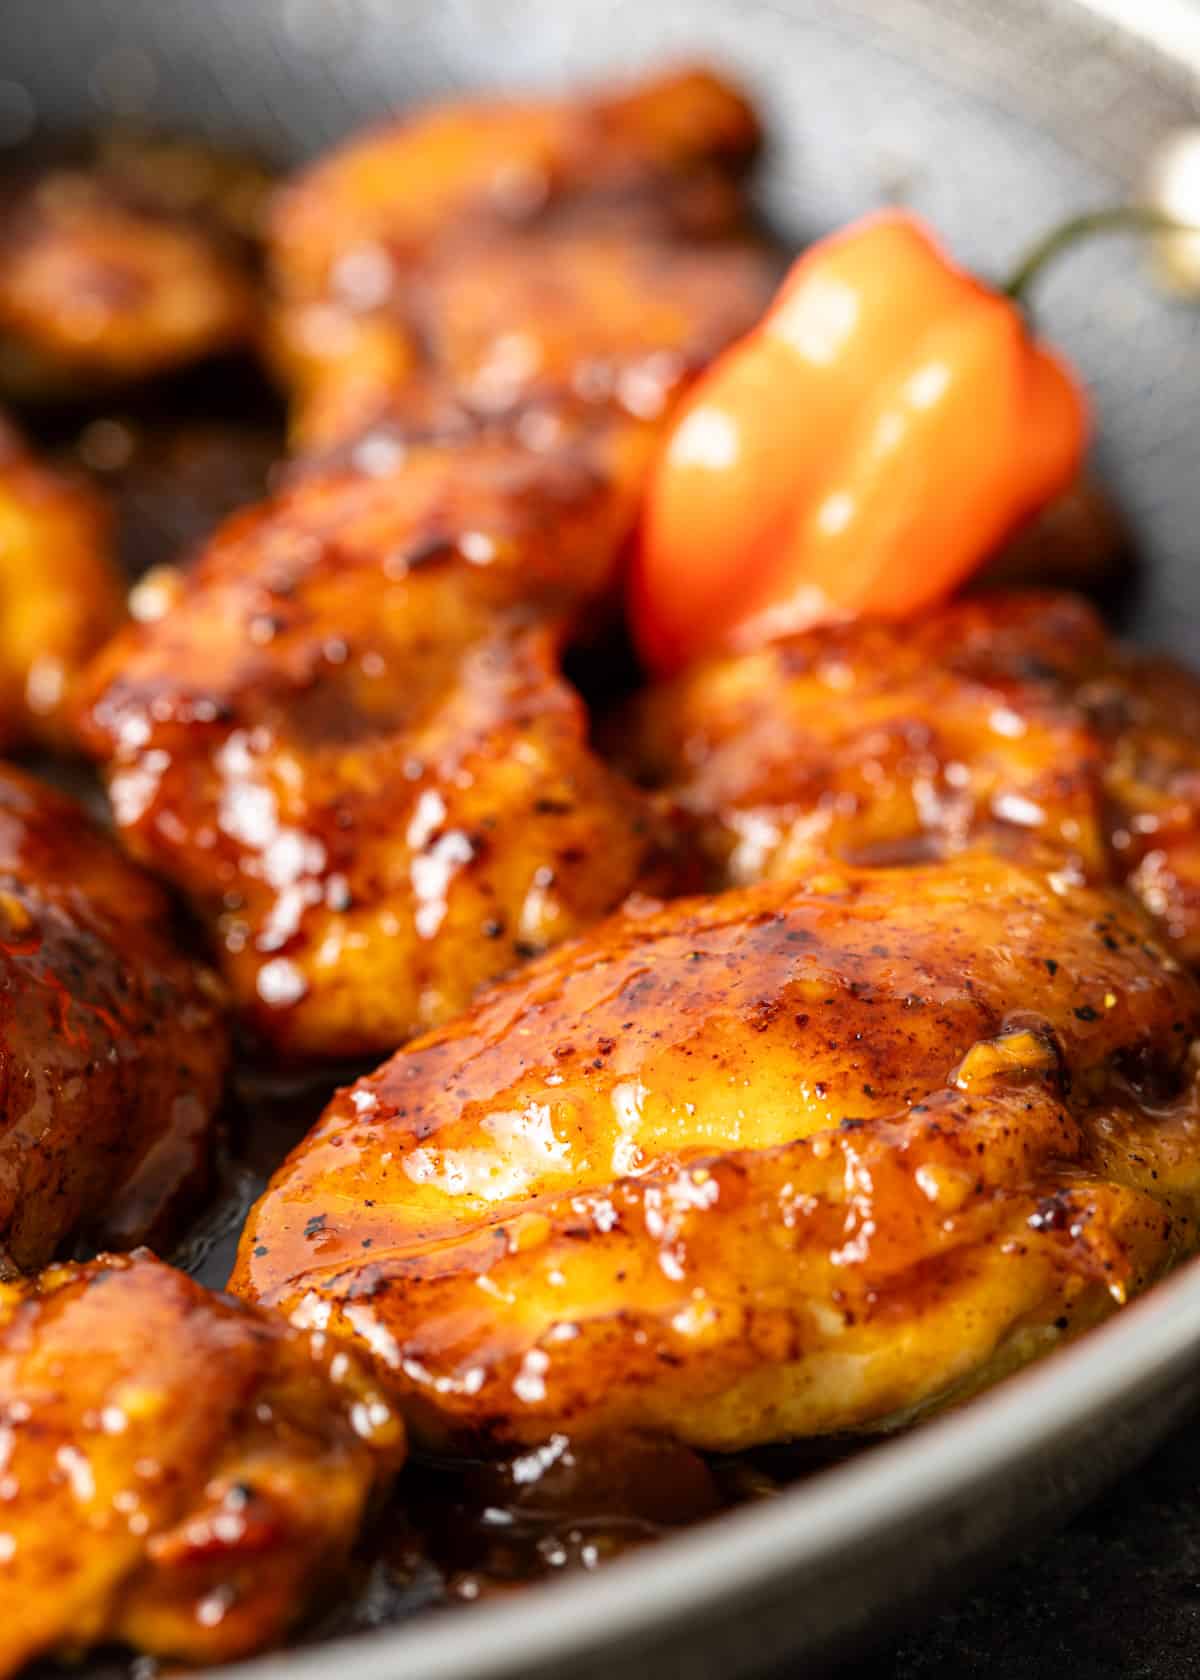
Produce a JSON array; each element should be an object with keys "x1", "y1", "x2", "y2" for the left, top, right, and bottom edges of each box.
[{"x1": 0, "y1": 765, "x2": 228, "y2": 1269}]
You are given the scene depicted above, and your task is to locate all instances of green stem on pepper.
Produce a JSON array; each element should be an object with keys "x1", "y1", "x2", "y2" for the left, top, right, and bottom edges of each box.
[{"x1": 1003, "y1": 205, "x2": 1200, "y2": 303}]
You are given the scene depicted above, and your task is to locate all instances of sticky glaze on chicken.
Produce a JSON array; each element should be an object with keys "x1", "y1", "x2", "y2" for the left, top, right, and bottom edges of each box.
[
  {"x1": 0, "y1": 413, "x2": 123, "y2": 747},
  {"x1": 77, "y1": 67, "x2": 774, "y2": 1061},
  {"x1": 265, "y1": 65, "x2": 772, "y2": 449},
  {"x1": 0, "y1": 1251, "x2": 403, "y2": 1677},
  {"x1": 0, "y1": 765, "x2": 227, "y2": 1272},
  {"x1": 76, "y1": 424, "x2": 673, "y2": 1060},
  {"x1": 624, "y1": 592, "x2": 1200, "y2": 964},
  {"x1": 0, "y1": 133, "x2": 264, "y2": 396},
  {"x1": 233, "y1": 853, "x2": 1200, "y2": 1451}
]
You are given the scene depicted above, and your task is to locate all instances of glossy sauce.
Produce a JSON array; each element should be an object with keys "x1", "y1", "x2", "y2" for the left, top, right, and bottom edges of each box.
[{"x1": 76, "y1": 1060, "x2": 864, "y2": 1678}]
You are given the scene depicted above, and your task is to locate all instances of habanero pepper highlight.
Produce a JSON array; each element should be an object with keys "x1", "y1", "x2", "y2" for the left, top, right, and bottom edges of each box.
[{"x1": 629, "y1": 210, "x2": 1089, "y2": 676}]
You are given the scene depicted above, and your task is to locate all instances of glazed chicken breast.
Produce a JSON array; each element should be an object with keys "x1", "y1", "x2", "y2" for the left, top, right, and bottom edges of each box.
[
  {"x1": 233, "y1": 853, "x2": 1200, "y2": 1451},
  {"x1": 0, "y1": 134, "x2": 263, "y2": 396},
  {"x1": 0, "y1": 1251, "x2": 404, "y2": 1677},
  {"x1": 0, "y1": 765, "x2": 227, "y2": 1272},
  {"x1": 77, "y1": 68, "x2": 774, "y2": 1061},
  {"x1": 0, "y1": 413, "x2": 123, "y2": 747},
  {"x1": 76, "y1": 424, "x2": 672, "y2": 1059},
  {"x1": 624, "y1": 592, "x2": 1200, "y2": 964},
  {"x1": 266, "y1": 65, "x2": 772, "y2": 451}
]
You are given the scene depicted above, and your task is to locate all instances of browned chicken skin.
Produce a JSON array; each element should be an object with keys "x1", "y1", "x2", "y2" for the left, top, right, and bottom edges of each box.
[
  {"x1": 0, "y1": 413, "x2": 123, "y2": 748},
  {"x1": 624, "y1": 592, "x2": 1200, "y2": 965},
  {"x1": 0, "y1": 1251, "x2": 404, "y2": 1676},
  {"x1": 0, "y1": 134, "x2": 264, "y2": 396},
  {"x1": 233, "y1": 853, "x2": 1200, "y2": 1451},
  {"x1": 0, "y1": 765, "x2": 227, "y2": 1272},
  {"x1": 266, "y1": 66, "x2": 771, "y2": 450},
  {"x1": 76, "y1": 425, "x2": 672, "y2": 1059},
  {"x1": 78, "y1": 68, "x2": 774, "y2": 1060}
]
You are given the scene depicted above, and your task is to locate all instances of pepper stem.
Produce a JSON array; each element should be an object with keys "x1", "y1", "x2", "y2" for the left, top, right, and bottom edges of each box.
[{"x1": 1003, "y1": 205, "x2": 1198, "y2": 302}]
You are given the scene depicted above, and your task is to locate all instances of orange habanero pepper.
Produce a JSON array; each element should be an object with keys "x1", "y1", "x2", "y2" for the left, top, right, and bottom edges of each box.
[{"x1": 630, "y1": 210, "x2": 1089, "y2": 676}]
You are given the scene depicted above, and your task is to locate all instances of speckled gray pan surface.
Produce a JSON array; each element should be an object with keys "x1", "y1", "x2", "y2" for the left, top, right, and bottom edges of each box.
[{"x1": 3, "y1": 2, "x2": 1200, "y2": 1676}]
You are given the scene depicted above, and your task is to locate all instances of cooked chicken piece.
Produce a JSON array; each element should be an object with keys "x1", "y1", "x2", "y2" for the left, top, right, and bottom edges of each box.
[
  {"x1": 0, "y1": 413, "x2": 123, "y2": 747},
  {"x1": 232, "y1": 853, "x2": 1200, "y2": 1451},
  {"x1": 266, "y1": 66, "x2": 773, "y2": 448},
  {"x1": 0, "y1": 134, "x2": 264, "y2": 396},
  {"x1": 273, "y1": 62, "x2": 759, "y2": 289},
  {"x1": 288, "y1": 225, "x2": 775, "y2": 456},
  {"x1": 0, "y1": 1250, "x2": 404, "y2": 1676},
  {"x1": 623, "y1": 592, "x2": 1200, "y2": 965},
  {"x1": 76, "y1": 424, "x2": 671, "y2": 1060},
  {"x1": 0, "y1": 765, "x2": 227, "y2": 1272}
]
